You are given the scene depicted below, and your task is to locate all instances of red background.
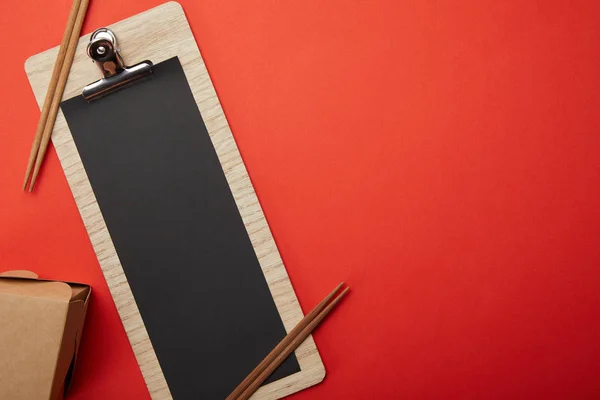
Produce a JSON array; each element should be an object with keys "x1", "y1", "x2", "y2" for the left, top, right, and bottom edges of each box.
[{"x1": 1, "y1": 1, "x2": 599, "y2": 398}]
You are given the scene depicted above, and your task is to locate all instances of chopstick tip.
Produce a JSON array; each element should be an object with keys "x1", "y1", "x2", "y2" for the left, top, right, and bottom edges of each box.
[{"x1": 22, "y1": 169, "x2": 32, "y2": 191}]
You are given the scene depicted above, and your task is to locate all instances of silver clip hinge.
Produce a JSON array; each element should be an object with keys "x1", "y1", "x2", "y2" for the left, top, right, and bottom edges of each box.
[{"x1": 82, "y1": 28, "x2": 153, "y2": 102}]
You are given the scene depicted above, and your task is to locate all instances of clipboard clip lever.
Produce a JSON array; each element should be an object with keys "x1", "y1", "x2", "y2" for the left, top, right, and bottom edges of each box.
[{"x1": 82, "y1": 28, "x2": 153, "y2": 102}]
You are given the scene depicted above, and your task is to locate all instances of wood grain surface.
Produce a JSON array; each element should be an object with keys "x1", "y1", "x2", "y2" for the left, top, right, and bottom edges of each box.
[{"x1": 24, "y1": 2, "x2": 325, "y2": 399}]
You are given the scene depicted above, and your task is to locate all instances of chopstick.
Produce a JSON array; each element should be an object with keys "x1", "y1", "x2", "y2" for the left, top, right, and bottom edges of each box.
[
  {"x1": 22, "y1": 0, "x2": 90, "y2": 192},
  {"x1": 227, "y1": 282, "x2": 349, "y2": 400},
  {"x1": 22, "y1": 0, "x2": 81, "y2": 191}
]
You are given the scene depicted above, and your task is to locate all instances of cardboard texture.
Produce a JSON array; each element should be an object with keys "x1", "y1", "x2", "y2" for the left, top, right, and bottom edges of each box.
[{"x1": 0, "y1": 271, "x2": 91, "y2": 400}]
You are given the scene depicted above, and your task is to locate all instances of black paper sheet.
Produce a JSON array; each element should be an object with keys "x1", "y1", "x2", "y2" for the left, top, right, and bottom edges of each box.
[{"x1": 61, "y1": 57, "x2": 300, "y2": 399}]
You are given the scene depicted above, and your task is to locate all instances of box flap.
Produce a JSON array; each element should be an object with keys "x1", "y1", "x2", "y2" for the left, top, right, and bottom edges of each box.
[
  {"x1": 0, "y1": 270, "x2": 39, "y2": 279},
  {"x1": 70, "y1": 284, "x2": 91, "y2": 302},
  {"x1": 51, "y1": 294, "x2": 90, "y2": 400},
  {"x1": 0, "y1": 270, "x2": 90, "y2": 303},
  {"x1": 0, "y1": 279, "x2": 72, "y2": 302}
]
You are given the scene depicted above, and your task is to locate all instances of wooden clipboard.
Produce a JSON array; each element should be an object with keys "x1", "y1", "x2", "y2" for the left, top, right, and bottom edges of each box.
[{"x1": 24, "y1": 2, "x2": 325, "y2": 399}]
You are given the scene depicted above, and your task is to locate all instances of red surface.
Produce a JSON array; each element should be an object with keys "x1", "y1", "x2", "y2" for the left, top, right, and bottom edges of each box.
[{"x1": 1, "y1": 1, "x2": 599, "y2": 398}]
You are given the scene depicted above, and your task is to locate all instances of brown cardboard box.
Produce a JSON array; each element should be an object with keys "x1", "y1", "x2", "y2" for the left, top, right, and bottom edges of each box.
[{"x1": 0, "y1": 270, "x2": 91, "y2": 400}]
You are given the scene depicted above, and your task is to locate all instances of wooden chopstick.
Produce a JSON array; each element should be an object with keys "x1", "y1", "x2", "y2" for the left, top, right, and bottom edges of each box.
[
  {"x1": 235, "y1": 285, "x2": 350, "y2": 400},
  {"x1": 226, "y1": 282, "x2": 345, "y2": 400},
  {"x1": 227, "y1": 282, "x2": 349, "y2": 400},
  {"x1": 23, "y1": 0, "x2": 91, "y2": 192},
  {"x1": 22, "y1": 0, "x2": 81, "y2": 191}
]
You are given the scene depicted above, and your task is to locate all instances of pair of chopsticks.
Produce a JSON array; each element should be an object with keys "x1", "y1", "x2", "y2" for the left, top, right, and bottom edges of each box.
[
  {"x1": 227, "y1": 282, "x2": 349, "y2": 400},
  {"x1": 22, "y1": 0, "x2": 91, "y2": 192}
]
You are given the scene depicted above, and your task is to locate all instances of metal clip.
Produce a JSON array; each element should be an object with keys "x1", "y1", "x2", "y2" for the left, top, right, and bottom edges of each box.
[{"x1": 82, "y1": 28, "x2": 153, "y2": 102}]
